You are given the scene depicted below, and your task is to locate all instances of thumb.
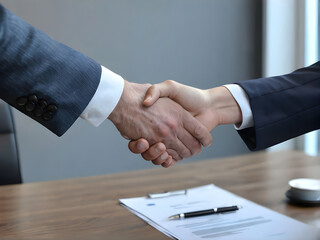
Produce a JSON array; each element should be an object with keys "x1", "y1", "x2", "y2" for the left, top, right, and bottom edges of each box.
[
  {"x1": 143, "y1": 80, "x2": 178, "y2": 106},
  {"x1": 143, "y1": 85, "x2": 161, "y2": 106}
]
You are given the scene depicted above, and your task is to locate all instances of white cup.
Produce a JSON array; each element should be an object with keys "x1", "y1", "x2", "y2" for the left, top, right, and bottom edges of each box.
[{"x1": 288, "y1": 178, "x2": 320, "y2": 202}]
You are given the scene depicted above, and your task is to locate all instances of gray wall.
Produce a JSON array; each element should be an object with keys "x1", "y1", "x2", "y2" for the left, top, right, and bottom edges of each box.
[{"x1": 1, "y1": 0, "x2": 262, "y2": 182}]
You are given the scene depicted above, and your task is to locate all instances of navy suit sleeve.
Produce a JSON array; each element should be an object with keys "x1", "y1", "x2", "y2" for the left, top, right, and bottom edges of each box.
[
  {"x1": 0, "y1": 5, "x2": 101, "y2": 136},
  {"x1": 236, "y1": 61, "x2": 320, "y2": 151}
]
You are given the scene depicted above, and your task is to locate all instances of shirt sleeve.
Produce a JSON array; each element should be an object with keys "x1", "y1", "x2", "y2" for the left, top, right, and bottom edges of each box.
[
  {"x1": 80, "y1": 65, "x2": 124, "y2": 127},
  {"x1": 223, "y1": 84, "x2": 254, "y2": 130}
]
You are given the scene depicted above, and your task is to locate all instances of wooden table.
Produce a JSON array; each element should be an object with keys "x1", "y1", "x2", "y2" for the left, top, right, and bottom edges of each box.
[{"x1": 0, "y1": 151, "x2": 319, "y2": 239}]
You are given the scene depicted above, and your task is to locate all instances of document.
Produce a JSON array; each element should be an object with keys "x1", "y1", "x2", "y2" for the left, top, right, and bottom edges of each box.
[{"x1": 120, "y1": 184, "x2": 320, "y2": 240}]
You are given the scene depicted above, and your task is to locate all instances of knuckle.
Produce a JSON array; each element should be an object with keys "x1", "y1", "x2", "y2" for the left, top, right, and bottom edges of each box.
[
  {"x1": 167, "y1": 119, "x2": 178, "y2": 131},
  {"x1": 144, "y1": 83, "x2": 152, "y2": 88},
  {"x1": 164, "y1": 79, "x2": 175, "y2": 86},
  {"x1": 158, "y1": 126, "x2": 171, "y2": 138}
]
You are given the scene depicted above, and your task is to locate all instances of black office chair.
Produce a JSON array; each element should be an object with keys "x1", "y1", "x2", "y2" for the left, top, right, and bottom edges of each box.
[{"x1": 0, "y1": 100, "x2": 22, "y2": 185}]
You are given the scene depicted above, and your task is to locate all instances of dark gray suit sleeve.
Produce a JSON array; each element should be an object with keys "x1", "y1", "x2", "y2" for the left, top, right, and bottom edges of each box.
[
  {"x1": 0, "y1": 5, "x2": 101, "y2": 136},
  {"x1": 236, "y1": 61, "x2": 320, "y2": 151}
]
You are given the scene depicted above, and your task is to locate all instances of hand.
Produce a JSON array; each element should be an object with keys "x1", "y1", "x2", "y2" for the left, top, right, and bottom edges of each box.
[
  {"x1": 144, "y1": 80, "x2": 242, "y2": 130},
  {"x1": 128, "y1": 80, "x2": 242, "y2": 167},
  {"x1": 128, "y1": 138, "x2": 175, "y2": 168},
  {"x1": 108, "y1": 80, "x2": 212, "y2": 162}
]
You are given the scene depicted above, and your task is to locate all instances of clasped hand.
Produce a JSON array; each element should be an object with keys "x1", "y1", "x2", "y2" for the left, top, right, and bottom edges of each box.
[
  {"x1": 108, "y1": 81, "x2": 213, "y2": 167},
  {"x1": 126, "y1": 80, "x2": 242, "y2": 168}
]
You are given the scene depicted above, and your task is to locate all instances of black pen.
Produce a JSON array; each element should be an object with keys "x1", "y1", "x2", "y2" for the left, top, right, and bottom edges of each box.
[{"x1": 168, "y1": 205, "x2": 241, "y2": 220}]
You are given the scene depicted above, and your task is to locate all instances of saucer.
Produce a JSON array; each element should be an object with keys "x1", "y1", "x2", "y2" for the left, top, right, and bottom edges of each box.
[{"x1": 286, "y1": 190, "x2": 320, "y2": 206}]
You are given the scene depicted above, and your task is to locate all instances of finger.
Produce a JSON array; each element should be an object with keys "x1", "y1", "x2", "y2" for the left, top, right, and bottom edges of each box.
[
  {"x1": 164, "y1": 158, "x2": 178, "y2": 168},
  {"x1": 141, "y1": 142, "x2": 166, "y2": 161},
  {"x1": 161, "y1": 156, "x2": 173, "y2": 168},
  {"x1": 143, "y1": 85, "x2": 161, "y2": 106},
  {"x1": 166, "y1": 149, "x2": 182, "y2": 161},
  {"x1": 143, "y1": 80, "x2": 179, "y2": 106},
  {"x1": 128, "y1": 138, "x2": 149, "y2": 154},
  {"x1": 151, "y1": 151, "x2": 170, "y2": 165},
  {"x1": 165, "y1": 137, "x2": 192, "y2": 159},
  {"x1": 183, "y1": 113, "x2": 212, "y2": 147},
  {"x1": 170, "y1": 159, "x2": 177, "y2": 166},
  {"x1": 176, "y1": 128, "x2": 202, "y2": 157}
]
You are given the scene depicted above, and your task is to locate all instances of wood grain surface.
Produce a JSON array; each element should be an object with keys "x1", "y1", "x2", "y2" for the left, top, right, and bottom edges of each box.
[{"x1": 0, "y1": 151, "x2": 319, "y2": 239}]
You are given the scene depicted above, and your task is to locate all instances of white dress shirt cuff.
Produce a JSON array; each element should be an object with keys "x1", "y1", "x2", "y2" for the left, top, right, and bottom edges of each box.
[
  {"x1": 223, "y1": 84, "x2": 254, "y2": 130},
  {"x1": 80, "y1": 65, "x2": 124, "y2": 127}
]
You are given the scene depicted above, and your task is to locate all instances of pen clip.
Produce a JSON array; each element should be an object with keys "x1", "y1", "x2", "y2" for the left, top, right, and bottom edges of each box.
[{"x1": 148, "y1": 190, "x2": 187, "y2": 199}]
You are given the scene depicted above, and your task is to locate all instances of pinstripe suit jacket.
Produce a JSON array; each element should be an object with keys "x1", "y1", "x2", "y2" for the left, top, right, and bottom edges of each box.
[
  {"x1": 237, "y1": 61, "x2": 320, "y2": 150},
  {"x1": 0, "y1": 5, "x2": 101, "y2": 136}
]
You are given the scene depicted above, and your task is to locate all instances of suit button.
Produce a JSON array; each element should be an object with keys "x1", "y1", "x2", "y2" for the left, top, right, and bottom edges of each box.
[
  {"x1": 38, "y1": 99, "x2": 47, "y2": 109},
  {"x1": 34, "y1": 106, "x2": 44, "y2": 117},
  {"x1": 28, "y1": 94, "x2": 38, "y2": 103},
  {"x1": 25, "y1": 102, "x2": 35, "y2": 112},
  {"x1": 16, "y1": 97, "x2": 28, "y2": 106},
  {"x1": 42, "y1": 111, "x2": 53, "y2": 121},
  {"x1": 47, "y1": 104, "x2": 57, "y2": 113},
  {"x1": 34, "y1": 99, "x2": 47, "y2": 117}
]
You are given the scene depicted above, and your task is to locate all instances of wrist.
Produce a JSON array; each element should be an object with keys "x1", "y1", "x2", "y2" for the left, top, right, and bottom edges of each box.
[
  {"x1": 206, "y1": 86, "x2": 242, "y2": 126},
  {"x1": 108, "y1": 80, "x2": 129, "y2": 125},
  {"x1": 108, "y1": 80, "x2": 151, "y2": 126}
]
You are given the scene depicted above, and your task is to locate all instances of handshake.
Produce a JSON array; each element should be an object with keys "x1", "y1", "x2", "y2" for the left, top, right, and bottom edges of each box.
[{"x1": 108, "y1": 80, "x2": 242, "y2": 168}]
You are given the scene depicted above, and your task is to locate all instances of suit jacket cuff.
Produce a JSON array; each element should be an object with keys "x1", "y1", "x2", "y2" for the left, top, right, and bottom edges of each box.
[
  {"x1": 80, "y1": 66, "x2": 124, "y2": 127},
  {"x1": 224, "y1": 84, "x2": 254, "y2": 130}
]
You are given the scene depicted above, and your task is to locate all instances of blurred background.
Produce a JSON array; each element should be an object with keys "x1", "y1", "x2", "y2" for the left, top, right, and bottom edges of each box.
[{"x1": 1, "y1": 0, "x2": 319, "y2": 183}]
